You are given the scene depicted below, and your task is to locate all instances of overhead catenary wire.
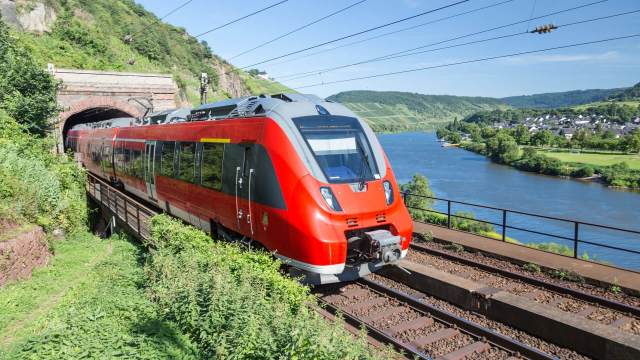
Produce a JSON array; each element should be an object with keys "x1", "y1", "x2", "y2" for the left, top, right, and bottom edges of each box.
[
  {"x1": 266, "y1": 0, "x2": 516, "y2": 69},
  {"x1": 230, "y1": 0, "x2": 472, "y2": 73},
  {"x1": 276, "y1": 0, "x2": 609, "y2": 82},
  {"x1": 229, "y1": 0, "x2": 368, "y2": 60},
  {"x1": 195, "y1": 0, "x2": 289, "y2": 38},
  {"x1": 129, "y1": 0, "x2": 195, "y2": 38},
  {"x1": 292, "y1": 33, "x2": 640, "y2": 90}
]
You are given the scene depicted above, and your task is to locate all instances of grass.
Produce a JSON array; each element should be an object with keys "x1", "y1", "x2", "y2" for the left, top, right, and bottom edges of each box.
[
  {"x1": 573, "y1": 100, "x2": 640, "y2": 110},
  {"x1": 0, "y1": 232, "x2": 198, "y2": 359},
  {"x1": 539, "y1": 149, "x2": 640, "y2": 170}
]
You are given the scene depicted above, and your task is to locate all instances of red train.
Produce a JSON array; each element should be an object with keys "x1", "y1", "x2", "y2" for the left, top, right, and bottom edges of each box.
[{"x1": 67, "y1": 94, "x2": 413, "y2": 284}]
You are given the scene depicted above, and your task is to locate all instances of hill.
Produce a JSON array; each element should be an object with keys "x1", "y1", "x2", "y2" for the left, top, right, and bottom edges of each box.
[
  {"x1": 0, "y1": 0, "x2": 293, "y2": 106},
  {"x1": 328, "y1": 90, "x2": 509, "y2": 132},
  {"x1": 500, "y1": 88, "x2": 625, "y2": 109},
  {"x1": 608, "y1": 82, "x2": 640, "y2": 101}
]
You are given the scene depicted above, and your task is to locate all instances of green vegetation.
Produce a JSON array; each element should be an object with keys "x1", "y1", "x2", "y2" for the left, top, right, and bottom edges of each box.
[
  {"x1": 0, "y1": 19, "x2": 58, "y2": 135},
  {"x1": 438, "y1": 118, "x2": 640, "y2": 189},
  {"x1": 0, "y1": 112, "x2": 86, "y2": 232},
  {"x1": 402, "y1": 174, "x2": 595, "y2": 259},
  {"x1": 522, "y1": 263, "x2": 541, "y2": 273},
  {"x1": 328, "y1": 90, "x2": 508, "y2": 132},
  {"x1": 145, "y1": 215, "x2": 381, "y2": 359},
  {"x1": 500, "y1": 87, "x2": 625, "y2": 109},
  {"x1": 8, "y1": 0, "x2": 292, "y2": 105},
  {"x1": 608, "y1": 82, "x2": 640, "y2": 101},
  {"x1": 465, "y1": 101, "x2": 640, "y2": 126},
  {"x1": 0, "y1": 233, "x2": 199, "y2": 359},
  {"x1": 539, "y1": 150, "x2": 640, "y2": 170}
]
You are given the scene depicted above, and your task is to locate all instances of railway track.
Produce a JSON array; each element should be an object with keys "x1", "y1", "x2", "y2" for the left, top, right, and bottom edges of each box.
[
  {"x1": 409, "y1": 243, "x2": 640, "y2": 335},
  {"x1": 315, "y1": 278, "x2": 556, "y2": 360}
]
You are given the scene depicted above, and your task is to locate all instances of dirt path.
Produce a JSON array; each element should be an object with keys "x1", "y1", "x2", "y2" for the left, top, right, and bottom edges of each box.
[{"x1": 0, "y1": 241, "x2": 113, "y2": 348}]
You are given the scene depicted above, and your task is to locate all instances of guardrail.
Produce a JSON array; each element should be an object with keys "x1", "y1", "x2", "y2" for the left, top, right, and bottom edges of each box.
[
  {"x1": 86, "y1": 173, "x2": 157, "y2": 240},
  {"x1": 402, "y1": 192, "x2": 640, "y2": 270}
]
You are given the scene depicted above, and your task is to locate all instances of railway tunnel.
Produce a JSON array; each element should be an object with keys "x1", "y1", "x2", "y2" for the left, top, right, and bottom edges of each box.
[{"x1": 51, "y1": 66, "x2": 179, "y2": 151}]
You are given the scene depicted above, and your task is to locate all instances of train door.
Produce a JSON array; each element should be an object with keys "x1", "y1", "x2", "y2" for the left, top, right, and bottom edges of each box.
[
  {"x1": 222, "y1": 144, "x2": 256, "y2": 238},
  {"x1": 144, "y1": 141, "x2": 158, "y2": 200}
]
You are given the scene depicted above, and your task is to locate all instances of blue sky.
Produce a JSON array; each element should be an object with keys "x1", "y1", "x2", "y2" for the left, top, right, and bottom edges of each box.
[{"x1": 137, "y1": 0, "x2": 639, "y2": 98}]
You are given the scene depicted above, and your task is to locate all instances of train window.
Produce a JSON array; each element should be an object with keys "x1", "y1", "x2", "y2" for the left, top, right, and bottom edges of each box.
[
  {"x1": 201, "y1": 143, "x2": 224, "y2": 190},
  {"x1": 177, "y1": 142, "x2": 196, "y2": 183},
  {"x1": 160, "y1": 142, "x2": 175, "y2": 177},
  {"x1": 102, "y1": 145, "x2": 113, "y2": 173},
  {"x1": 131, "y1": 150, "x2": 142, "y2": 178},
  {"x1": 123, "y1": 148, "x2": 131, "y2": 175},
  {"x1": 293, "y1": 115, "x2": 379, "y2": 184}
]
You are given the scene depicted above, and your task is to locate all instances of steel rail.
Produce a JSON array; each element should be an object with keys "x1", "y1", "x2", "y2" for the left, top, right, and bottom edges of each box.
[
  {"x1": 409, "y1": 243, "x2": 640, "y2": 317},
  {"x1": 357, "y1": 278, "x2": 556, "y2": 360},
  {"x1": 315, "y1": 296, "x2": 430, "y2": 359}
]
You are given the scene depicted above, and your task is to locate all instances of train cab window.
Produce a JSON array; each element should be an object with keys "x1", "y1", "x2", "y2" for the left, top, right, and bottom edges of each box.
[
  {"x1": 201, "y1": 143, "x2": 224, "y2": 190},
  {"x1": 160, "y1": 141, "x2": 175, "y2": 177},
  {"x1": 293, "y1": 115, "x2": 379, "y2": 184},
  {"x1": 177, "y1": 142, "x2": 196, "y2": 183}
]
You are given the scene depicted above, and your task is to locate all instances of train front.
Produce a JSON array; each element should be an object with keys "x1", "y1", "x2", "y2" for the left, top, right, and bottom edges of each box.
[{"x1": 269, "y1": 95, "x2": 413, "y2": 284}]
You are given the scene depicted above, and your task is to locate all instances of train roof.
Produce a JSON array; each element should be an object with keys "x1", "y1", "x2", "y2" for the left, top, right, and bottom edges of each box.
[{"x1": 69, "y1": 93, "x2": 359, "y2": 131}]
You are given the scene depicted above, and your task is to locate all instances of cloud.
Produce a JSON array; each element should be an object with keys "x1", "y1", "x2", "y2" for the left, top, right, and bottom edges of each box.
[{"x1": 503, "y1": 51, "x2": 621, "y2": 64}]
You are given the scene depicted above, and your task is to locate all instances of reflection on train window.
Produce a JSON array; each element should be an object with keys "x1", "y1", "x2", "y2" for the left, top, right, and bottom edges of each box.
[
  {"x1": 178, "y1": 142, "x2": 196, "y2": 183},
  {"x1": 293, "y1": 115, "x2": 379, "y2": 184},
  {"x1": 201, "y1": 143, "x2": 224, "y2": 190},
  {"x1": 131, "y1": 150, "x2": 142, "y2": 178},
  {"x1": 161, "y1": 141, "x2": 175, "y2": 177}
]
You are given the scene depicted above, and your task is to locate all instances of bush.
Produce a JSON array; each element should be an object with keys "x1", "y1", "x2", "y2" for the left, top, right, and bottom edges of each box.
[
  {"x1": 401, "y1": 174, "x2": 435, "y2": 221},
  {"x1": 0, "y1": 114, "x2": 87, "y2": 232},
  {"x1": 145, "y1": 215, "x2": 379, "y2": 359},
  {"x1": 522, "y1": 262, "x2": 541, "y2": 273},
  {"x1": 443, "y1": 243, "x2": 464, "y2": 253},
  {"x1": 571, "y1": 165, "x2": 595, "y2": 178},
  {"x1": 0, "y1": 20, "x2": 59, "y2": 135}
]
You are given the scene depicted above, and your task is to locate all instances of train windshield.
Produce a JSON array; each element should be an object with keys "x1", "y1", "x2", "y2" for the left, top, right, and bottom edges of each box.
[{"x1": 293, "y1": 115, "x2": 379, "y2": 184}]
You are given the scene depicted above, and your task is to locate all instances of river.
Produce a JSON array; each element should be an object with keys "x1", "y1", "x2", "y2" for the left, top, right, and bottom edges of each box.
[{"x1": 377, "y1": 131, "x2": 640, "y2": 271}]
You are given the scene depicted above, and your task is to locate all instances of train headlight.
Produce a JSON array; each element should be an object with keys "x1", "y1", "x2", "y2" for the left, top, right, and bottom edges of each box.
[
  {"x1": 383, "y1": 180, "x2": 394, "y2": 205},
  {"x1": 320, "y1": 187, "x2": 342, "y2": 211}
]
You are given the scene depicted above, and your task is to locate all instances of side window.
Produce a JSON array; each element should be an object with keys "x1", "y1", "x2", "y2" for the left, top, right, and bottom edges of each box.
[
  {"x1": 160, "y1": 141, "x2": 175, "y2": 177},
  {"x1": 201, "y1": 143, "x2": 224, "y2": 190},
  {"x1": 178, "y1": 142, "x2": 196, "y2": 183},
  {"x1": 131, "y1": 150, "x2": 142, "y2": 178}
]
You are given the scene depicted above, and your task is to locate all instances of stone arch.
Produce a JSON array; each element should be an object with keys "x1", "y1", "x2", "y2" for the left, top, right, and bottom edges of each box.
[{"x1": 59, "y1": 96, "x2": 145, "y2": 143}]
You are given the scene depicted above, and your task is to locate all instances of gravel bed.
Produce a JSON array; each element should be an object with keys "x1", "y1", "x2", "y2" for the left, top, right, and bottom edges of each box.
[
  {"x1": 320, "y1": 283, "x2": 520, "y2": 359},
  {"x1": 407, "y1": 245, "x2": 640, "y2": 335},
  {"x1": 368, "y1": 273, "x2": 589, "y2": 360},
  {"x1": 411, "y1": 240, "x2": 640, "y2": 307}
]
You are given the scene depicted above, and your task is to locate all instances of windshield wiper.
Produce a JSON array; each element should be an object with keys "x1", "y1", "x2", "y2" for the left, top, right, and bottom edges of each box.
[{"x1": 355, "y1": 138, "x2": 372, "y2": 191}]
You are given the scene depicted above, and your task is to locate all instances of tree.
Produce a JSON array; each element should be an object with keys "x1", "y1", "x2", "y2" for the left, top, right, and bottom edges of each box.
[
  {"x1": 623, "y1": 132, "x2": 640, "y2": 153},
  {"x1": 0, "y1": 19, "x2": 59, "y2": 136},
  {"x1": 401, "y1": 174, "x2": 434, "y2": 221},
  {"x1": 513, "y1": 124, "x2": 530, "y2": 145},
  {"x1": 447, "y1": 132, "x2": 462, "y2": 144},
  {"x1": 485, "y1": 132, "x2": 519, "y2": 164},
  {"x1": 531, "y1": 130, "x2": 553, "y2": 147}
]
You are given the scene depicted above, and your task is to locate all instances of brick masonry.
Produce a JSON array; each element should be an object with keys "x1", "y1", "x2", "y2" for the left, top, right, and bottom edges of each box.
[
  {"x1": 52, "y1": 67, "x2": 179, "y2": 151},
  {"x1": 0, "y1": 227, "x2": 50, "y2": 287}
]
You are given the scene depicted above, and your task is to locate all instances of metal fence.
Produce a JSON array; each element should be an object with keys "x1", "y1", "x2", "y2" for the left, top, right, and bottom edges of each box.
[
  {"x1": 86, "y1": 173, "x2": 157, "y2": 240},
  {"x1": 402, "y1": 192, "x2": 640, "y2": 270}
]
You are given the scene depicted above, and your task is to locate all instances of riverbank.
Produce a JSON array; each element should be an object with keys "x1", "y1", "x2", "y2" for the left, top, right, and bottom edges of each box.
[
  {"x1": 457, "y1": 140, "x2": 640, "y2": 190},
  {"x1": 378, "y1": 132, "x2": 640, "y2": 270}
]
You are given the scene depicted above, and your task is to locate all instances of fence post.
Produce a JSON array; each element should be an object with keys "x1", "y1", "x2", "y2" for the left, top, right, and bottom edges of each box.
[
  {"x1": 502, "y1": 210, "x2": 507, "y2": 241},
  {"x1": 447, "y1": 200, "x2": 451, "y2": 229},
  {"x1": 574, "y1": 222, "x2": 580, "y2": 258}
]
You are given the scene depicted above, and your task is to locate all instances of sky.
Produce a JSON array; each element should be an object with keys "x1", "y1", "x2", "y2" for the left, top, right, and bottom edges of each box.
[{"x1": 136, "y1": 0, "x2": 640, "y2": 98}]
